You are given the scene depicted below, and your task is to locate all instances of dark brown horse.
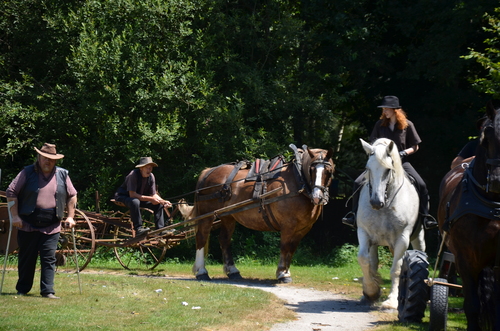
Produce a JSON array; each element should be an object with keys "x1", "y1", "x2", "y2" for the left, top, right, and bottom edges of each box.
[
  {"x1": 438, "y1": 102, "x2": 500, "y2": 330},
  {"x1": 179, "y1": 145, "x2": 334, "y2": 283}
]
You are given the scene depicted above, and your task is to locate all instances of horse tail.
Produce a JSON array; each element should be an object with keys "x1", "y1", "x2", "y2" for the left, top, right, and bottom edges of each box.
[{"x1": 478, "y1": 266, "x2": 497, "y2": 330}]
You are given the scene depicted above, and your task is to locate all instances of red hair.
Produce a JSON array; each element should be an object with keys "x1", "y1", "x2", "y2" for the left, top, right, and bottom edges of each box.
[{"x1": 379, "y1": 108, "x2": 409, "y2": 130}]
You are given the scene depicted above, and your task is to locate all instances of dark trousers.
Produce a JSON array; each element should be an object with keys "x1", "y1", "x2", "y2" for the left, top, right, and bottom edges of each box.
[
  {"x1": 114, "y1": 196, "x2": 165, "y2": 230},
  {"x1": 16, "y1": 230, "x2": 60, "y2": 295},
  {"x1": 350, "y1": 161, "x2": 430, "y2": 215}
]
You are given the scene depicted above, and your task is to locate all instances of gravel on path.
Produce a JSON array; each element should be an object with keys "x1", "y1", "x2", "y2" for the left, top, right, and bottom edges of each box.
[{"x1": 211, "y1": 279, "x2": 382, "y2": 331}]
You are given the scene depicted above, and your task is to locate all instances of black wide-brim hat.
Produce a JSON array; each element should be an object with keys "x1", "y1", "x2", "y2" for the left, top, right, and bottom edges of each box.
[{"x1": 377, "y1": 95, "x2": 401, "y2": 109}]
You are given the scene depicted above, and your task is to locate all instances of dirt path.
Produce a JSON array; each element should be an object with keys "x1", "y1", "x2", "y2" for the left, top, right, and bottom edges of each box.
[
  {"x1": 86, "y1": 271, "x2": 388, "y2": 330},
  {"x1": 206, "y1": 278, "x2": 384, "y2": 331}
]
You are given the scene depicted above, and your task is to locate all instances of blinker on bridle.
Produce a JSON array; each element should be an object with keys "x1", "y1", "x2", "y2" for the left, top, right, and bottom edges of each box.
[{"x1": 309, "y1": 154, "x2": 333, "y2": 204}]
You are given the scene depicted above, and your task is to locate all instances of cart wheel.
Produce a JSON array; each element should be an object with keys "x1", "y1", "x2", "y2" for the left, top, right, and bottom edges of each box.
[
  {"x1": 429, "y1": 277, "x2": 448, "y2": 331},
  {"x1": 398, "y1": 250, "x2": 430, "y2": 323},
  {"x1": 113, "y1": 210, "x2": 167, "y2": 270},
  {"x1": 56, "y1": 208, "x2": 96, "y2": 272}
]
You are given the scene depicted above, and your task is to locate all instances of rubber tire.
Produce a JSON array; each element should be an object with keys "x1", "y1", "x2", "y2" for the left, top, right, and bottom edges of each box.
[
  {"x1": 398, "y1": 250, "x2": 430, "y2": 323},
  {"x1": 429, "y1": 277, "x2": 448, "y2": 331}
]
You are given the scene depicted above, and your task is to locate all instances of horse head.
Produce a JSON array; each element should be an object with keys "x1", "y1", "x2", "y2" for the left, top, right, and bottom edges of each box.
[
  {"x1": 475, "y1": 101, "x2": 500, "y2": 194},
  {"x1": 301, "y1": 146, "x2": 335, "y2": 205},
  {"x1": 361, "y1": 138, "x2": 403, "y2": 210}
]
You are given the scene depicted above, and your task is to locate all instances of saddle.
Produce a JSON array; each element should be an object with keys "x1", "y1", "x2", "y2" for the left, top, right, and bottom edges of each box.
[
  {"x1": 245, "y1": 155, "x2": 285, "y2": 200},
  {"x1": 196, "y1": 156, "x2": 284, "y2": 202}
]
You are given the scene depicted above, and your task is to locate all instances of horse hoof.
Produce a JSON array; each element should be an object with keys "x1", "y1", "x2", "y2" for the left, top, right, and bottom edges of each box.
[
  {"x1": 360, "y1": 296, "x2": 376, "y2": 306},
  {"x1": 227, "y1": 272, "x2": 243, "y2": 280},
  {"x1": 196, "y1": 274, "x2": 211, "y2": 281},
  {"x1": 278, "y1": 277, "x2": 292, "y2": 284}
]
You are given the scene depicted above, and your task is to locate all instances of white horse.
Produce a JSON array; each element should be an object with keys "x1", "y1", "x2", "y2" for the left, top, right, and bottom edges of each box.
[{"x1": 356, "y1": 138, "x2": 425, "y2": 309}]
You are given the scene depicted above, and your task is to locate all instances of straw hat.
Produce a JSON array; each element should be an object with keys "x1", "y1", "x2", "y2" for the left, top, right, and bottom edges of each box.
[
  {"x1": 34, "y1": 143, "x2": 64, "y2": 160},
  {"x1": 135, "y1": 157, "x2": 158, "y2": 168}
]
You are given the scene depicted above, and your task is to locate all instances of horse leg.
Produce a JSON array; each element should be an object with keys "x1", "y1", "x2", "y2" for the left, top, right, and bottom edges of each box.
[
  {"x1": 381, "y1": 238, "x2": 409, "y2": 309},
  {"x1": 276, "y1": 235, "x2": 302, "y2": 283},
  {"x1": 357, "y1": 232, "x2": 381, "y2": 303},
  {"x1": 410, "y1": 227, "x2": 426, "y2": 252},
  {"x1": 219, "y1": 217, "x2": 242, "y2": 279},
  {"x1": 461, "y1": 272, "x2": 481, "y2": 331},
  {"x1": 192, "y1": 217, "x2": 214, "y2": 281}
]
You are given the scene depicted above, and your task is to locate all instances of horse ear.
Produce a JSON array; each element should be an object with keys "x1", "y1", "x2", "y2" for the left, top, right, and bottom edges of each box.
[
  {"x1": 387, "y1": 141, "x2": 395, "y2": 156},
  {"x1": 486, "y1": 100, "x2": 498, "y2": 121},
  {"x1": 301, "y1": 147, "x2": 313, "y2": 187},
  {"x1": 326, "y1": 147, "x2": 334, "y2": 160},
  {"x1": 307, "y1": 147, "x2": 315, "y2": 159},
  {"x1": 360, "y1": 139, "x2": 373, "y2": 155}
]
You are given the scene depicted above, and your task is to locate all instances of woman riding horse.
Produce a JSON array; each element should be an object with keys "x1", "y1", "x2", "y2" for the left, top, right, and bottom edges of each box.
[{"x1": 342, "y1": 95, "x2": 438, "y2": 230}]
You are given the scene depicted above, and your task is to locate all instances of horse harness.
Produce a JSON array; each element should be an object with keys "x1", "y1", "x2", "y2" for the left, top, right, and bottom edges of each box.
[
  {"x1": 446, "y1": 159, "x2": 500, "y2": 228},
  {"x1": 195, "y1": 145, "x2": 332, "y2": 231},
  {"x1": 445, "y1": 159, "x2": 500, "y2": 276}
]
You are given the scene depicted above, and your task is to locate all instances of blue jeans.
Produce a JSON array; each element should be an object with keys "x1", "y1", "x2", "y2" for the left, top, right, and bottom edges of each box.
[
  {"x1": 114, "y1": 196, "x2": 165, "y2": 230},
  {"x1": 16, "y1": 230, "x2": 60, "y2": 295}
]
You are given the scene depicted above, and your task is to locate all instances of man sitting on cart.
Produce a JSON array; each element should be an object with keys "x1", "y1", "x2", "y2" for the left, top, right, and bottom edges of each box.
[{"x1": 114, "y1": 157, "x2": 172, "y2": 236}]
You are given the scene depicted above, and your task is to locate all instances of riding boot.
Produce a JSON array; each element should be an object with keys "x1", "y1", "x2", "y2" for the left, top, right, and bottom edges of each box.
[
  {"x1": 342, "y1": 191, "x2": 359, "y2": 229},
  {"x1": 420, "y1": 194, "x2": 438, "y2": 230}
]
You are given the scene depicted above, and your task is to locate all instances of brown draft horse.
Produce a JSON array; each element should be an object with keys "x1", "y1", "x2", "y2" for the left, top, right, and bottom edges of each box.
[
  {"x1": 438, "y1": 102, "x2": 500, "y2": 330},
  {"x1": 179, "y1": 146, "x2": 334, "y2": 283}
]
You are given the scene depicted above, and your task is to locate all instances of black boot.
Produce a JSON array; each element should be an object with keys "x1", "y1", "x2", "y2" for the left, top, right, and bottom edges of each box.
[
  {"x1": 422, "y1": 214, "x2": 438, "y2": 230},
  {"x1": 342, "y1": 211, "x2": 357, "y2": 229}
]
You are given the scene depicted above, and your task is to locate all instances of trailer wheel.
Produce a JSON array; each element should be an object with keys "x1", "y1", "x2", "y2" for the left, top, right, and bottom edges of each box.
[
  {"x1": 57, "y1": 208, "x2": 96, "y2": 272},
  {"x1": 429, "y1": 277, "x2": 448, "y2": 331},
  {"x1": 113, "y1": 209, "x2": 167, "y2": 270},
  {"x1": 398, "y1": 250, "x2": 429, "y2": 323}
]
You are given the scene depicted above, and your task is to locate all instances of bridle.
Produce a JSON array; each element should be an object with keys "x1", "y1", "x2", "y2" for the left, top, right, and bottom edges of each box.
[
  {"x1": 471, "y1": 119, "x2": 500, "y2": 193},
  {"x1": 366, "y1": 152, "x2": 405, "y2": 208},
  {"x1": 307, "y1": 155, "x2": 334, "y2": 205}
]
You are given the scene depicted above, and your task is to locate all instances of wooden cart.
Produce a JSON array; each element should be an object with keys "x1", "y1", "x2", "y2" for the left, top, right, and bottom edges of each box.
[{"x1": 1, "y1": 187, "x2": 282, "y2": 272}]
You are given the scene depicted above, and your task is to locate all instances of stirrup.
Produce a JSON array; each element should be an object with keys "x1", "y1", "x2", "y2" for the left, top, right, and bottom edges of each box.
[
  {"x1": 342, "y1": 212, "x2": 357, "y2": 229},
  {"x1": 422, "y1": 214, "x2": 438, "y2": 230}
]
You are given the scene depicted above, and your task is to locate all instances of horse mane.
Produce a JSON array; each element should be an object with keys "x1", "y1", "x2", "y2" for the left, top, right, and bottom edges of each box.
[{"x1": 371, "y1": 138, "x2": 404, "y2": 179}]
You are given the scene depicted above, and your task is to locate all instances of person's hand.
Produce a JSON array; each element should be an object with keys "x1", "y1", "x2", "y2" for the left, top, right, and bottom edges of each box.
[
  {"x1": 399, "y1": 150, "x2": 408, "y2": 158},
  {"x1": 11, "y1": 215, "x2": 23, "y2": 229},
  {"x1": 162, "y1": 200, "x2": 172, "y2": 208},
  {"x1": 64, "y1": 217, "x2": 76, "y2": 229}
]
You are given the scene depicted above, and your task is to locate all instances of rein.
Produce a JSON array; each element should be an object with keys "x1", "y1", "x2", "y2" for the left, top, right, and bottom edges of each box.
[
  {"x1": 163, "y1": 163, "x2": 289, "y2": 202},
  {"x1": 467, "y1": 158, "x2": 500, "y2": 194},
  {"x1": 164, "y1": 157, "x2": 332, "y2": 205},
  {"x1": 366, "y1": 168, "x2": 406, "y2": 208},
  {"x1": 364, "y1": 147, "x2": 407, "y2": 209}
]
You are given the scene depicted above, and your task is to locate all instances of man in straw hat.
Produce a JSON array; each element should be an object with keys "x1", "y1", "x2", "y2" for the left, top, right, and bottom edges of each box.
[
  {"x1": 6, "y1": 143, "x2": 78, "y2": 299},
  {"x1": 114, "y1": 157, "x2": 172, "y2": 236}
]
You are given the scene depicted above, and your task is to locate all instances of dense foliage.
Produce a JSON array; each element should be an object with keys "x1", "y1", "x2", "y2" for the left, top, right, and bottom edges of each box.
[{"x1": 2, "y1": 1, "x2": 500, "y2": 251}]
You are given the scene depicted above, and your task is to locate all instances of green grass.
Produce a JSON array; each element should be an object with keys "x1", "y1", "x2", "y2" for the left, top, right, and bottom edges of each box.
[
  {"x1": 0, "y1": 268, "x2": 294, "y2": 331},
  {"x1": 0, "y1": 244, "x2": 467, "y2": 331}
]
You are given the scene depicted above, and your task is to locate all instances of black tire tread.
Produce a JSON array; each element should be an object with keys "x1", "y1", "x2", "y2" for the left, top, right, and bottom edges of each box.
[
  {"x1": 429, "y1": 277, "x2": 449, "y2": 331},
  {"x1": 398, "y1": 250, "x2": 430, "y2": 323}
]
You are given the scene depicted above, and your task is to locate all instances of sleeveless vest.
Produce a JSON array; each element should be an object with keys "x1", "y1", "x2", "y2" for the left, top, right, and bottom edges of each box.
[
  {"x1": 18, "y1": 164, "x2": 69, "y2": 220},
  {"x1": 116, "y1": 169, "x2": 153, "y2": 197}
]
